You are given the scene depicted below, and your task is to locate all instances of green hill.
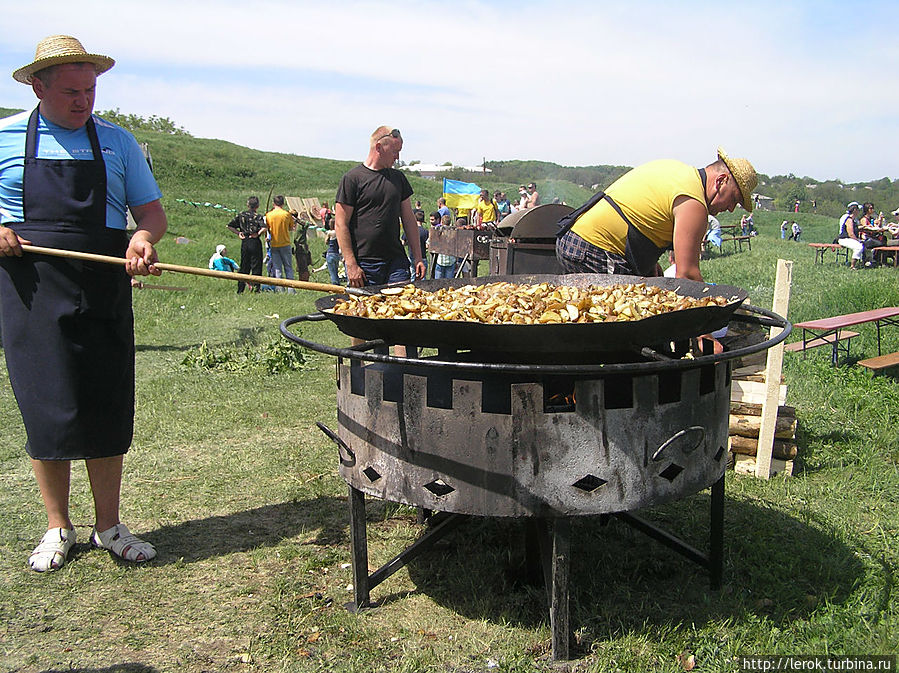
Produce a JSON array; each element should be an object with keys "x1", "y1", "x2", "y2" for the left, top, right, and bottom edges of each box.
[{"x1": 3, "y1": 106, "x2": 897, "y2": 227}]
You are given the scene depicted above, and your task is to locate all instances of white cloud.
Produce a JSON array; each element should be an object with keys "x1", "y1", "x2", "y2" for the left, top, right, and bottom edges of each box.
[{"x1": 4, "y1": 0, "x2": 898, "y2": 182}]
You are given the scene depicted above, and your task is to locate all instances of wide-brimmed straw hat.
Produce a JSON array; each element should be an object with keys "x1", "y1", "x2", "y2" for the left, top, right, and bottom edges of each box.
[
  {"x1": 13, "y1": 35, "x2": 115, "y2": 84},
  {"x1": 717, "y1": 147, "x2": 758, "y2": 212}
]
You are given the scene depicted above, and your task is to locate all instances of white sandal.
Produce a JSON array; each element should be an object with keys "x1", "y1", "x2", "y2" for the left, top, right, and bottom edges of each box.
[
  {"x1": 91, "y1": 523, "x2": 156, "y2": 563},
  {"x1": 29, "y1": 527, "x2": 76, "y2": 572}
]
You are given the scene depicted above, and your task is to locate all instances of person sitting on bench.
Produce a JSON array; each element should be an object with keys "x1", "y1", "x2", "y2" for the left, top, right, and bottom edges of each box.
[{"x1": 837, "y1": 202, "x2": 866, "y2": 269}]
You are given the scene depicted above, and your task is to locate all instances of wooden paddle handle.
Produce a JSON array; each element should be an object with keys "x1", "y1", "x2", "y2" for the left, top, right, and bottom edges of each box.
[{"x1": 20, "y1": 244, "x2": 356, "y2": 295}]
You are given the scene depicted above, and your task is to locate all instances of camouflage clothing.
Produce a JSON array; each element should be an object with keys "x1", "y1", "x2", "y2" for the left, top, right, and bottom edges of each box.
[
  {"x1": 227, "y1": 209, "x2": 266, "y2": 293},
  {"x1": 291, "y1": 214, "x2": 309, "y2": 252},
  {"x1": 292, "y1": 215, "x2": 312, "y2": 277},
  {"x1": 228, "y1": 210, "x2": 266, "y2": 237}
]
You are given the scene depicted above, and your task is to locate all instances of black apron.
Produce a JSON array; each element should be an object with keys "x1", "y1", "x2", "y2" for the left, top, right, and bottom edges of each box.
[
  {"x1": 0, "y1": 108, "x2": 134, "y2": 460},
  {"x1": 557, "y1": 169, "x2": 708, "y2": 277}
]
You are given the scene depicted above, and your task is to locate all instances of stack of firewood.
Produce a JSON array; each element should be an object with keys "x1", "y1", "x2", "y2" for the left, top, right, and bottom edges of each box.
[{"x1": 728, "y1": 359, "x2": 797, "y2": 476}]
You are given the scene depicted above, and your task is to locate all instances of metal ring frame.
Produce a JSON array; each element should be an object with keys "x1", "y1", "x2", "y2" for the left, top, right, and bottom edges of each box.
[{"x1": 280, "y1": 305, "x2": 791, "y2": 375}]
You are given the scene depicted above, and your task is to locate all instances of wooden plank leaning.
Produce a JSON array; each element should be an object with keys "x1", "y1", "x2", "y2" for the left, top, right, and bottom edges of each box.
[{"x1": 756, "y1": 259, "x2": 793, "y2": 479}]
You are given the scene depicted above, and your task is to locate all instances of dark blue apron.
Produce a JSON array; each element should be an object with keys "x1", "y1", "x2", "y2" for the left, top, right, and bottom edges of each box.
[{"x1": 0, "y1": 107, "x2": 134, "y2": 460}]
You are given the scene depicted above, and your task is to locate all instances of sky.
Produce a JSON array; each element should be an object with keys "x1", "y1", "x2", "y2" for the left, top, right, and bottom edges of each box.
[{"x1": 1, "y1": 0, "x2": 898, "y2": 185}]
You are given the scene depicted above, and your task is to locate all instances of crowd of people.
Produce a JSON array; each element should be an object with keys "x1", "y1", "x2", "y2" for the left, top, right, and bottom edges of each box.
[
  {"x1": 836, "y1": 201, "x2": 899, "y2": 269},
  {"x1": 222, "y1": 195, "x2": 313, "y2": 292},
  {"x1": 283, "y1": 177, "x2": 546, "y2": 285}
]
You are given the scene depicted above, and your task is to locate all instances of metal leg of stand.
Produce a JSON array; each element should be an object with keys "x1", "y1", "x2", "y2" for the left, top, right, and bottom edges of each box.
[
  {"x1": 709, "y1": 474, "x2": 724, "y2": 590},
  {"x1": 523, "y1": 519, "x2": 543, "y2": 586},
  {"x1": 348, "y1": 485, "x2": 370, "y2": 612},
  {"x1": 550, "y1": 517, "x2": 570, "y2": 661}
]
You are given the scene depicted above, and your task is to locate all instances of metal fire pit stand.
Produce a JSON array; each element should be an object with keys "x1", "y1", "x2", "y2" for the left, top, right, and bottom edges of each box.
[
  {"x1": 320, "y1": 458, "x2": 722, "y2": 661},
  {"x1": 282, "y1": 306, "x2": 790, "y2": 661}
]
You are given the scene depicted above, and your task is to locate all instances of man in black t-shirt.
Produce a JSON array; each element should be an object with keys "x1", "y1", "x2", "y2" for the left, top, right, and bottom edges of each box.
[{"x1": 334, "y1": 126, "x2": 424, "y2": 287}]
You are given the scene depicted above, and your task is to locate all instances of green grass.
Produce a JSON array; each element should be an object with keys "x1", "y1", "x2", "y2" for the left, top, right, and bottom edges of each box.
[{"x1": 0, "y1": 128, "x2": 897, "y2": 671}]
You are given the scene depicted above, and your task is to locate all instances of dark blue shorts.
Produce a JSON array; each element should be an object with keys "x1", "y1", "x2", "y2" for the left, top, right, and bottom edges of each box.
[{"x1": 358, "y1": 255, "x2": 412, "y2": 286}]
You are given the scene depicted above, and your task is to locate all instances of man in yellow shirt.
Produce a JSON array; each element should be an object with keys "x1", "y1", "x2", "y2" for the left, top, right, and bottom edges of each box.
[
  {"x1": 265, "y1": 195, "x2": 296, "y2": 290},
  {"x1": 556, "y1": 148, "x2": 756, "y2": 281},
  {"x1": 474, "y1": 189, "x2": 498, "y2": 227}
]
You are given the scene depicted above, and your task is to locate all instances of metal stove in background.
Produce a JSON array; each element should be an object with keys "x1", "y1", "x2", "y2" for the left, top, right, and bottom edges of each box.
[{"x1": 489, "y1": 203, "x2": 570, "y2": 276}]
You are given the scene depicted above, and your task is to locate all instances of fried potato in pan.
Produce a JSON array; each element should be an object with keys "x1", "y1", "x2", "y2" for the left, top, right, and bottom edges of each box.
[{"x1": 327, "y1": 281, "x2": 730, "y2": 325}]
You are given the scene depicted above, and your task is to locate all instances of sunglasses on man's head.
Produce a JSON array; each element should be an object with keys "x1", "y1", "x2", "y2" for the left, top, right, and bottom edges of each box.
[{"x1": 377, "y1": 128, "x2": 401, "y2": 141}]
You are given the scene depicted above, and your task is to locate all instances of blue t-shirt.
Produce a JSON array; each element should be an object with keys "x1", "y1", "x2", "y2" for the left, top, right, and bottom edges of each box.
[{"x1": 0, "y1": 109, "x2": 162, "y2": 229}]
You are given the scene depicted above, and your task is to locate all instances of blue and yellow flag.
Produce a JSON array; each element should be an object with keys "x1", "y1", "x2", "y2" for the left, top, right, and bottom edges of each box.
[{"x1": 443, "y1": 178, "x2": 481, "y2": 210}]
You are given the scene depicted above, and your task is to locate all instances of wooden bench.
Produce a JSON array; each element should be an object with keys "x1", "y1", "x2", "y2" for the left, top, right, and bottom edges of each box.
[
  {"x1": 722, "y1": 235, "x2": 752, "y2": 253},
  {"x1": 792, "y1": 307, "x2": 899, "y2": 365},
  {"x1": 785, "y1": 331, "x2": 859, "y2": 353},
  {"x1": 808, "y1": 243, "x2": 849, "y2": 265},
  {"x1": 858, "y1": 351, "x2": 899, "y2": 374},
  {"x1": 873, "y1": 246, "x2": 899, "y2": 268}
]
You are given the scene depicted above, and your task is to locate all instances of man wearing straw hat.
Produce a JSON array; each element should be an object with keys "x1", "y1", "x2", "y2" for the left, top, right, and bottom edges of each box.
[
  {"x1": 0, "y1": 36, "x2": 167, "y2": 571},
  {"x1": 556, "y1": 148, "x2": 757, "y2": 281}
]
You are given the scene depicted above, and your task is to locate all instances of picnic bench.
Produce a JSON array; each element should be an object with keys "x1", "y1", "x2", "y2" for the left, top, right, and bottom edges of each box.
[
  {"x1": 873, "y1": 246, "x2": 899, "y2": 268},
  {"x1": 858, "y1": 351, "x2": 899, "y2": 374},
  {"x1": 721, "y1": 235, "x2": 752, "y2": 253},
  {"x1": 784, "y1": 331, "x2": 859, "y2": 355},
  {"x1": 808, "y1": 243, "x2": 849, "y2": 265},
  {"x1": 790, "y1": 307, "x2": 899, "y2": 365}
]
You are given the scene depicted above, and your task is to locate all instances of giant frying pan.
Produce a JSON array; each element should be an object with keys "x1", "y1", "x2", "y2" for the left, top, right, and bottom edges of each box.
[
  {"x1": 16, "y1": 246, "x2": 747, "y2": 353},
  {"x1": 314, "y1": 273, "x2": 748, "y2": 354}
]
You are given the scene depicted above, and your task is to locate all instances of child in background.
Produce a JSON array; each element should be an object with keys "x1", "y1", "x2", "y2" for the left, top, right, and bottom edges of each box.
[
  {"x1": 434, "y1": 213, "x2": 456, "y2": 279},
  {"x1": 208, "y1": 244, "x2": 238, "y2": 272}
]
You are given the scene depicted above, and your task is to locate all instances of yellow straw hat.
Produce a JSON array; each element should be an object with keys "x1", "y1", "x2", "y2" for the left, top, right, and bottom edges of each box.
[
  {"x1": 13, "y1": 35, "x2": 115, "y2": 84},
  {"x1": 717, "y1": 146, "x2": 758, "y2": 212}
]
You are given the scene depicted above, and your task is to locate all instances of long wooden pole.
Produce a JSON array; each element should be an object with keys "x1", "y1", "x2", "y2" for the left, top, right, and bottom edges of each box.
[{"x1": 20, "y1": 244, "x2": 364, "y2": 295}]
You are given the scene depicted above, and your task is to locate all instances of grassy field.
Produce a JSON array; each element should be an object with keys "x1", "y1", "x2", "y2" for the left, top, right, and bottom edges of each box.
[{"x1": 1, "y1": 131, "x2": 898, "y2": 672}]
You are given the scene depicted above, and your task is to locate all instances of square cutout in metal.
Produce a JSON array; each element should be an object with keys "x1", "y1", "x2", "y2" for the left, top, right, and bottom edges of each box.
[
  {"x1": 362, "y1": 466, "x2": 381, "y2": 482},
  {"x1": 659, "y1": 463, "x2": 684, "y2": 482},
  {"x1": 572, "y1": 474, "x2": 607, "y2": 493},
  {"x1": 423, "y1": 478, "x2": 454, "y2": 497},
  {"x1": 603, "y1": 374, "x2": 633, "y2": 409}
]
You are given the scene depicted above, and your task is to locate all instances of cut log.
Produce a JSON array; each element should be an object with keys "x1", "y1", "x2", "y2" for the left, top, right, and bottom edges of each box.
[
  {"x1": 729, "y1": 435, "x2": 797, "y2": 460},
  {"x1": 735, "y1": 351, "x2": 768, "y2": 369},
  {"x1": 730, "y1": 402, "x2": 796, "y2": 418},
  {"x1": 729, "y1": 413, "x2": 797, "y2": 439}
]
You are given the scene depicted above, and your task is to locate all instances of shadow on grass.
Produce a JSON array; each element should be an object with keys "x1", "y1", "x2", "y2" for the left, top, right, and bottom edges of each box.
[
  {"x1": 117, "y1": 489, "x2": 883, "y2": 656},
  {"x1": 143, "y1": 496, "x2": 349, "y2": 565},
  {"x1": 395, "y1": 493, "x2": 878, "y2": 651},
  {"x1": 791, "y1": 427, "x2": 861, "y2": 475}
]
